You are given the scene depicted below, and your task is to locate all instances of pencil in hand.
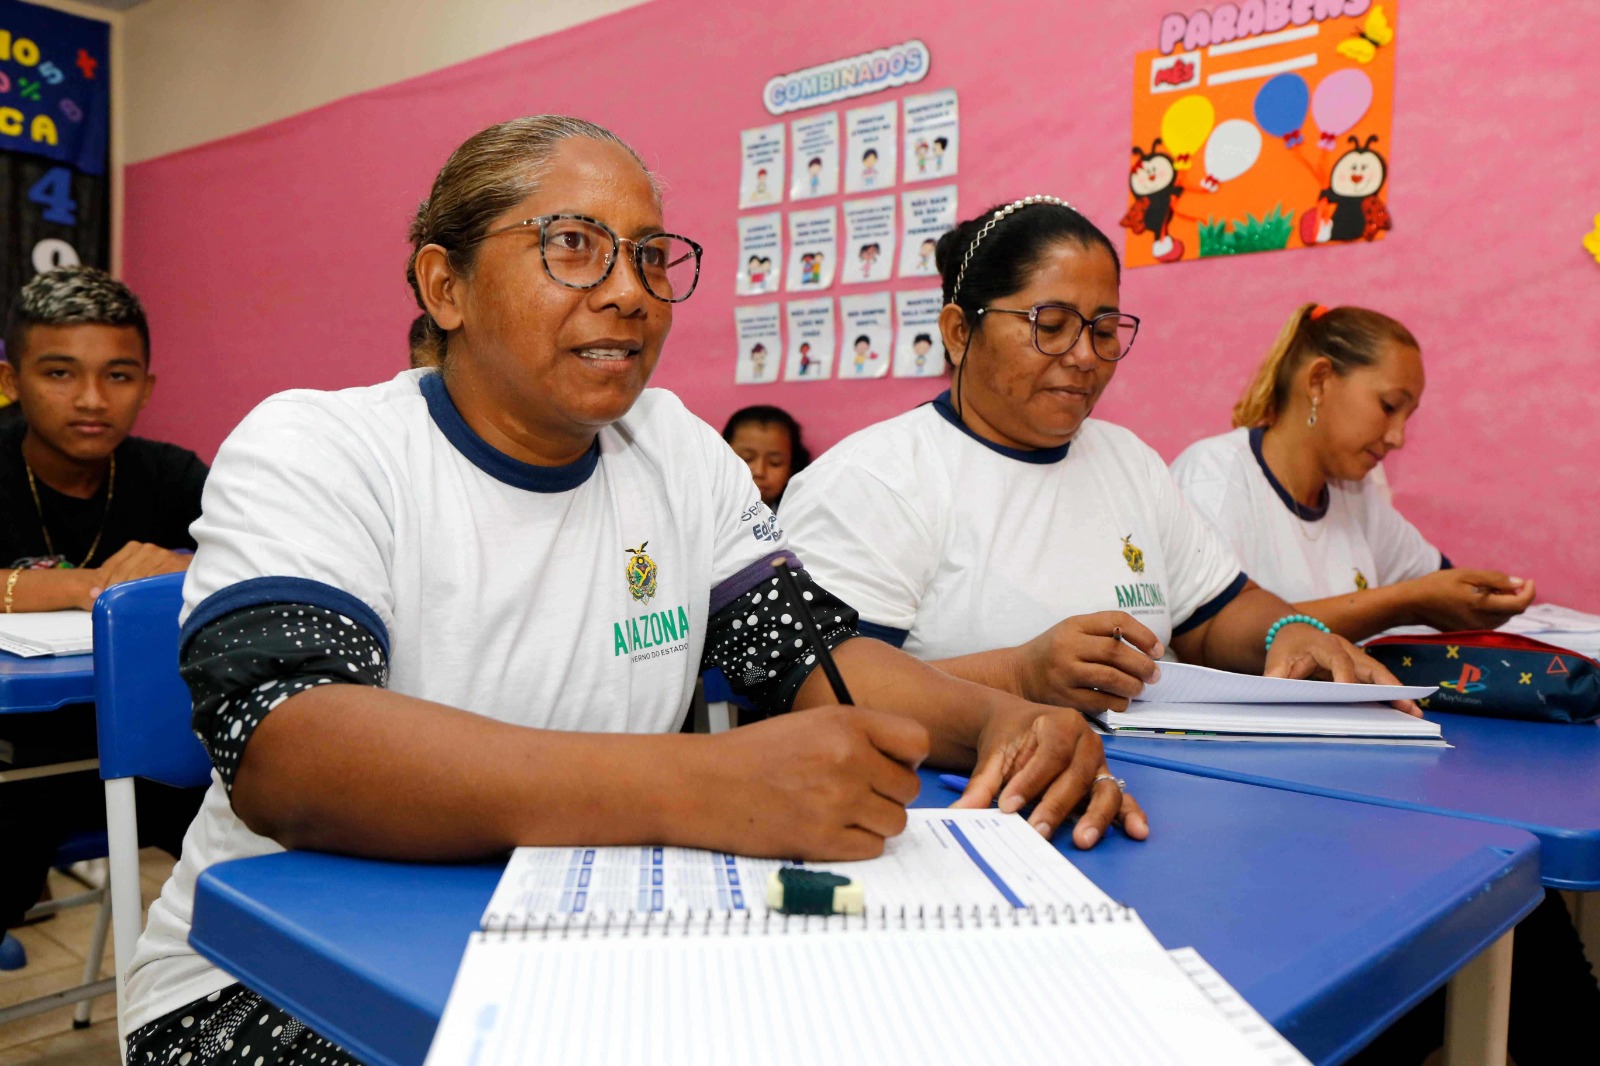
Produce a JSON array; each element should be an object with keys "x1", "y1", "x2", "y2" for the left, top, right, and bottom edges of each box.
[{"x1": 770, "y1": 556, "x2": 853, "y2": 706}]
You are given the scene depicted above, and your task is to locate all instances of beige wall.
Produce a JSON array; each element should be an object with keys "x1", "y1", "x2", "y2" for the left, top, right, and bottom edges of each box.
[{"x1": 121, "y1": 0, "x2": 655, "y2": 164}]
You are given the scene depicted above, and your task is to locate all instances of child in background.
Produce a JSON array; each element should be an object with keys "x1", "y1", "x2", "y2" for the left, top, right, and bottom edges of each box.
[
  {"x1": 0, "y1": 267, "x2": 207, "y2": 967},
  {"x1": 722, "y1": 405, "x2": 810, "y2": 510}
]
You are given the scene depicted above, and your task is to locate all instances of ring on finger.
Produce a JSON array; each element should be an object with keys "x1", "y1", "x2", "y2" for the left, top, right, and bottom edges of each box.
[{"x1": 1092, "y1": 773, "x2": 1126, "y2": 791}]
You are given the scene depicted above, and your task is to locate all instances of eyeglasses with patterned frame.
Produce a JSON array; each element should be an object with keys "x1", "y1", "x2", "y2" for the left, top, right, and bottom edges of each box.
[{"x1": 471, "y1": 213, "x2": 703, "y2": 304}]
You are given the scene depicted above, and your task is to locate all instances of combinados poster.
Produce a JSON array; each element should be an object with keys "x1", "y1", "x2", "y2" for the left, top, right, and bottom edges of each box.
[
  {"x1": 1123, "y1": 0, "x2": 1396, "y2": 267},
  {"x1": 0, "y1": 0, "x2": 110, "y2": 318}
]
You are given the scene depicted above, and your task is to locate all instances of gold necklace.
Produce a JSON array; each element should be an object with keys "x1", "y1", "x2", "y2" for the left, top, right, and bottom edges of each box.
[{"x1": 25, "y1": 454, "x2": 115, "y2": 568}]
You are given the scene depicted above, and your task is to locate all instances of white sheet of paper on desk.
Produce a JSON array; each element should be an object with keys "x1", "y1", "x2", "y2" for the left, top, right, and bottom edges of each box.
[
  {"x1": 482, "y1": 808, "x2": 1114, "y2": 926},
  {"x1": 0, "y1": 610, "x2": 92, "y2": 657},
  {"x1": 1371, "y1": 604, "x2": 1600, "y2": 654},
  {"x1": 1095, "y1": 700, "x2": 1443, "y2": 741},
  {"x1": 1134, "y1": 660, "x2": 1435, "y2": 704}
]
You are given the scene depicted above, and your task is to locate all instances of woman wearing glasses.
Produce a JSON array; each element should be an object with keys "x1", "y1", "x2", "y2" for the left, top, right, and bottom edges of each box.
[
  {"x1": 122, "y1": 125, "x2": 1146, "y2": 1064},
  {"x1": 781, "y1": 197, "x2": 1407, "y2": 712}
]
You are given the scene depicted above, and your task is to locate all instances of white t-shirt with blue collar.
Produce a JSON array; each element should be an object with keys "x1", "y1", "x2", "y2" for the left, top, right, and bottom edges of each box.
[
  {"x1": 779, "y1": 392, "x2": 1247, "y2": 659},
  {"x1": 124, "y1": 369, "x2": 792, "y2": 1032},
  {"x1": 1171, "y1": 426, "x2": 1446, "y2": 602}
]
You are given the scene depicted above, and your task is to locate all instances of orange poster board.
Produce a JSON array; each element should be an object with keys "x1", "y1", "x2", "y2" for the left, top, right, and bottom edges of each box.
[{"x1": 1123, "y1": 1, "x2": 1397, "y2": 268}]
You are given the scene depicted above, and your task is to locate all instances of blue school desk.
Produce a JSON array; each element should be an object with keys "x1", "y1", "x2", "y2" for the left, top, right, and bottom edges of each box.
[
  {"x1": 0, "y1": 650, "x2": 95, "y2": 715},
  {"x1": 0, "y1": 650, "x2": 97, "y2": 783},
  {"x1": 1102, "y1": 714, "x2": 1600, "y2": 891},
  {"x1": 188, "y1": 763, "x2": 1541, "y2": 1066}
]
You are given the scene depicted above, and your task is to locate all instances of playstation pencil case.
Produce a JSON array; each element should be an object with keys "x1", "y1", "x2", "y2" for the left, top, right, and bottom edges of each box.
[{"x1": 1364, "y1": 631, "x2": 1600, "y2": 724}]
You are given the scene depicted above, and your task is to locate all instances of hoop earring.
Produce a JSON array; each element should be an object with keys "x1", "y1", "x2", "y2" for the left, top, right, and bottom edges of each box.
[{"x1": 1307, "y1": 396, "x2": 1319, "y2": 428}]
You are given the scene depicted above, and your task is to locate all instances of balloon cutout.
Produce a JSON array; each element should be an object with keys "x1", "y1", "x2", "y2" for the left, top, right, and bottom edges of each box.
[
  {"x1": 1253, "y1": 73, "x2": 1310, "y2": 147},
  {"x1": 1160, "y1": 96, "x2": 1215, "y2": 171},
  {"x1": 1312, "y1": 69, "x2": 1374, "y2": 150},
  {"x1": 1201, "y1": 120, "x2": 1263, "y2": 191}
]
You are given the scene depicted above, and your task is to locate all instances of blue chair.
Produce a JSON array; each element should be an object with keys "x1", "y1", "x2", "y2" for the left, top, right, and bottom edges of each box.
[
  {"x1": 93, "y1": 573, "x2": 212, "y2": 1049},
  {"x1": 699, "y1": 668, "x2": 755, "y2": 732},
  {"x1": 0, "y1": 829, "x2": 115, "y2": 1028}
]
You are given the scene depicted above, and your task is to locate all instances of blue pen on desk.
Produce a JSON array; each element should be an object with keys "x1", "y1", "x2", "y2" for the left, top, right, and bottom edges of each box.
[{"x1": 938, "y1": 773, "x2": 970, "y2": 792}]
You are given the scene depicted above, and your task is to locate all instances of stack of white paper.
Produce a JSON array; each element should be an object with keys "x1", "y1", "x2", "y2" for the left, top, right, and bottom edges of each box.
[
  {"x1": 1371, "y1": 603, "x2": 1600, "y2": 660},
  {"x1": 1093, "y1": 661, "x2": 1443, "y2": 744},
  {"x1": 1095, "y1": 701, "x2": 1444, "y2": 744},
  {"x1": 0, "y1": 610, "x2": 93, "y2": 657}
]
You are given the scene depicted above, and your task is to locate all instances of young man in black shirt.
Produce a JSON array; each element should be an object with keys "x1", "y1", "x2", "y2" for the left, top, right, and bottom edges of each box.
[{"x1": 0, "y1": 267, "x2": 208, "y2": 961}]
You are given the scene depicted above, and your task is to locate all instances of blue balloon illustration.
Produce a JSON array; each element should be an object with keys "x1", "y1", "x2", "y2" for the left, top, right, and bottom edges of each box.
[{"x1": 1254, "y1": 73, "x2": 1310, "y2": 146}]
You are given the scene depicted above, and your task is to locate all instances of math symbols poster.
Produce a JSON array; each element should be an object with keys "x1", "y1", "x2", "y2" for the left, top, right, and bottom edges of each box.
[
  {"x1": 1123, "y1": 1, "x2": 1397, "y2": 268},
  {"x1": 0, "y1": 0, "x2": 111, "y2": 327}
]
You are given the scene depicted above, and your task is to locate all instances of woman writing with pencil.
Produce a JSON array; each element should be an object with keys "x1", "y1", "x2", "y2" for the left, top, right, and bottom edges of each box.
[
  {"x1": 780, "y1": 197, "x2": 1409, "y2": 710},
  {"x1": 120, "y1": 119, "x2": 1146, "y2": 1066}
]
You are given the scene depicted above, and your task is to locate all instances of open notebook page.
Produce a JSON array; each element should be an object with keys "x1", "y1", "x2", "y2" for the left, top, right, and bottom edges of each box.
[
  {"x1": 426, "y1": 920, "x2": 1280, "y2": 1066},
  {"x1": 483, "y1": 808, "x2": 1114, "y2": 925},
  {"x1": 0, "y1": 610, "x2": 93, "y2": 657},
  {"x1": 1135, "y1": 660, "x2": 1435, "y2": 704}
]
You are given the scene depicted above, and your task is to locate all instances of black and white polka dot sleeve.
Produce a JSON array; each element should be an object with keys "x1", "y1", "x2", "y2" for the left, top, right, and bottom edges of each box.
[
  {"x1": 180, "y1": 603, "x2": 389, "y2": 793},
  {"x1": 702, "y1": 551, "x2": 859, "y2": 718}
]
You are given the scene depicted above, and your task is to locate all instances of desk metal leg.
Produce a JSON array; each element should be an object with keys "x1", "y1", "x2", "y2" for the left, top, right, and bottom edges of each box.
[
  {"x1": 1443, "y1": 930, "x2": 1513, "y2": 1066},
  {"x1": 105, "y1": 776, "x2": 142, "y2": 1062}
]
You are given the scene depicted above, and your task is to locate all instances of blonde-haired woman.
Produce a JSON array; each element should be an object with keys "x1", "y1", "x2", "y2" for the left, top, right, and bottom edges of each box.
[{"x1": 1171, "y1": 303, "x2": 1533, "y2": 642}]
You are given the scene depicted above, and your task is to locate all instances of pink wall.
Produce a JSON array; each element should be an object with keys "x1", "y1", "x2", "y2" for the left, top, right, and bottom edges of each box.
[{"x1": 123, "y1": 0, "x2": 1600, "y2": 608}]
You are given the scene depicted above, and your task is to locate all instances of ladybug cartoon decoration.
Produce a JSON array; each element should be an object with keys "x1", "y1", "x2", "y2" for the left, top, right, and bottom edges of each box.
[
  {"x1": 1121, "y1": 139, "x2": 1187, "y2": 263},
  {"x1": 1299, "y1": 135, "x2": 1392, "y2": 245}
]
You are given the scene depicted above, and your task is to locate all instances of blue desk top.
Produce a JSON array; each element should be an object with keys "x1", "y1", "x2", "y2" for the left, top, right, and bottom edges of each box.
[
  {"x1": 1105, "y1": 712, "x2": 1600, "y2": 890},
  {"x1": 191, "y1": 764, "x2": 1539, "y2": 1066},
  {"x1": 0, "y1": 649, "x2": 94, "y2": 714}
]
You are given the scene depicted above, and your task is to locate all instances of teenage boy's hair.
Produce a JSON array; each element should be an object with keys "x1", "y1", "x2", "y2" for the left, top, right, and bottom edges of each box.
[{"x1": 4, "y1": 266, "x2": 151, "y2": 365}]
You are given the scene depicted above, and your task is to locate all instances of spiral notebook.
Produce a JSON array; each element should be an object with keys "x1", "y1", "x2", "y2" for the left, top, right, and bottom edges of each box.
[{"x1": 425, "y1": 811, "x2": 1290, "y2": 1065}]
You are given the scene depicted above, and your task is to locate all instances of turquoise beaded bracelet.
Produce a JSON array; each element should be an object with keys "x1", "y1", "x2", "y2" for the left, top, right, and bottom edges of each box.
[{"x1": 1264, "y1": 613, "x2": 1331, "y2": 650}]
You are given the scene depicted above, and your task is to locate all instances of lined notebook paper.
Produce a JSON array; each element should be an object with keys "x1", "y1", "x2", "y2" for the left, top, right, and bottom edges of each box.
[
  {"x1": 426, "y1": 811, "x2": 1289, "y2": 1066},
  {"x1": 481, "y1": 808, "x2": 1114, "y2": 925},
  {"x1": 0, "y1": 610, "x2": 92, "y2": 657},
  {"x1": 1169, "y1": 948, "x2": 1312, "y2": 1065},
  {"x1": 1134, "y1": 660, "x2": 1435, "y2": 704}
]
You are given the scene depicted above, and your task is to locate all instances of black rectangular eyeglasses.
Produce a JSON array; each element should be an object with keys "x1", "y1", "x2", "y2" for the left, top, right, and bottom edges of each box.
[{"x1": 979, "y1": 303, "x2": 1140, "y2": 361}]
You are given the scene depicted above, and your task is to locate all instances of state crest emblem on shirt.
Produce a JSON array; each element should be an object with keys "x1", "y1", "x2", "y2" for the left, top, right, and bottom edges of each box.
[
  {"x1": 1121, "y1": 535, "x2": 1145, "y2": 574},
  {"x1": 1354, "y1": 568, "x2": 1369, "y2": 591},
  {"x1": 625, "y1": 542, "x2": 658, "y2": 603}
]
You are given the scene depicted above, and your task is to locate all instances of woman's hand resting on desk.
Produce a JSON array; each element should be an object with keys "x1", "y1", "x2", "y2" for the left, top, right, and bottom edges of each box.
[
  {"x1": 1401, "y1": 569, "x2": 1536, "y2": 633},
  {"x1": 690, "y1": 706, "x2": 928, "y2": 861},
  {"x1": 952, "y1": 704, "x2": 1149, "y2": 849},
  {"x1": 1264, "y1": 623, "x2": 1422, "y2": 717}
]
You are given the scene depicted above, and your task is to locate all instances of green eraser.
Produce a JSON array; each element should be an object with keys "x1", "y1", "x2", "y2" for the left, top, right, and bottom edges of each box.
[{"x1": 766, "y1": 867, "x2": 865, "y2": 915}]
